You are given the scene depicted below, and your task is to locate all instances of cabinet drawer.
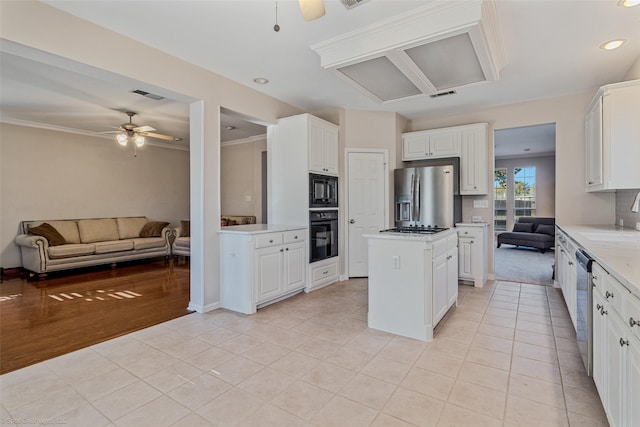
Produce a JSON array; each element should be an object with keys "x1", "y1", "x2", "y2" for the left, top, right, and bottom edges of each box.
[
  {"x1": 447, "y1": 234, "x2": 458, "y2": 251},
  {"x1": 283, "y1": 230, "x2": 304, "y2": 244},
  {"x1": 604, "y1": 274, "x2": 629, "y2": 317},
  {"x1": 255, "y1": 233, "x2": 283, "y2": 248},
  {"x1": 432, "y1": 238, "x2": 448, "y2": 258},
  {"x1": 592, "y1": 262, "x2": 606, "y2": 290},
  {"x1": 311, "y1": 262, "x2": 338, "y2": 282},
  {"x1": 457, "y1": 229, "x2": 480, "y2": 239}
]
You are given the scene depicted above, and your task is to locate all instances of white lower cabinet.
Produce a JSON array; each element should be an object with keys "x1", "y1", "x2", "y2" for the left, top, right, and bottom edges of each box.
[
  {"x1": 592, "y1": 261, "x2": 640, "y2": 427},
  {"x1": 433, "y1": 236, "x2": 459, "y2": 326},
  {"x1": 308, "y1": 257, "x2": 339, "y2": 291},
  {"x1": 456, "y1": 223, "x2": 488, "y2": 287},
  {"x1": 556, "y1": 228, "x2": 578, "y2": 329},
  {"x1": 221, "y1": 228, "x2": 307, "y2": 314}
]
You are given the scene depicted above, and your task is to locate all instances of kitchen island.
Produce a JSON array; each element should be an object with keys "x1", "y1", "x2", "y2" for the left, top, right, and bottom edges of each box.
[
  {"x1": 366, "y1": 229, "x2": 458, "y2": 341},
  {"x1": 219, "y1": 224, "x2": 307, "y2": 314}
]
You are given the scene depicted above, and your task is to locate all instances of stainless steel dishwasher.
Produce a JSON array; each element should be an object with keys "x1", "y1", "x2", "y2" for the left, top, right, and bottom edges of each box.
[{"x1": 576, "y1": 249, "x2": 594, "y2": 376}]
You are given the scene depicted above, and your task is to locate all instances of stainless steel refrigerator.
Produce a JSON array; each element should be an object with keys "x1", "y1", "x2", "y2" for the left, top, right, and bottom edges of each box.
[{"x1": 394, "y1": 159, "x2": 462, "y2": 228}]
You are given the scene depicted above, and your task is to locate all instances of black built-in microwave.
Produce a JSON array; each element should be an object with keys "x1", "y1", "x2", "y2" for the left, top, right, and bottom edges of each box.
[{"x1": 309, "y1": 173, "x2": 338, "y2": 208}]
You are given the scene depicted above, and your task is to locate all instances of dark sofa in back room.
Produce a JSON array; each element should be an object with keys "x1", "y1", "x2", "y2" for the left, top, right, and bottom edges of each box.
[{"x1": 497, "y1": 217, "x2": 555, "y2": 253}]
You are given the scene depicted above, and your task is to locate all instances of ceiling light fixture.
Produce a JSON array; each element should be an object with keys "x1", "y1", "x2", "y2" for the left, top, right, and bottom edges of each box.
[
  {"x1": 253, "y1": 77, "x2": 269, "y2": 84},
  {"x1": 600, "y1": 39, "x2": 626, "y2": 50},
  {"x1": 618, "y1": 0, "x2": 640, "y2": 7},
  {"x1": 298, "y1": 0, "x2": 325, "y2": 21},
  {"x1": 225, "y1": 126, "x2": 236, "y2": 130},
  {"x1": 116, "y1": 112, "x2": 145, "y2": 148}
]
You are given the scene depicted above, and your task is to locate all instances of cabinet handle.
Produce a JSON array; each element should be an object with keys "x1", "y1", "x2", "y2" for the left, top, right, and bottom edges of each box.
[
  {"x1": 323, "y1": 270, "x2": 329, "y2": 274},
  {"x1": 568, "y1": 261, "x2": 574, "y2": 266},
  {"x1": 630, "y1": 317, "x2": 638, "y2": 327},
  {"x1": 605, "y1": 291, "x2": 613, "y2": 299},
  {"x1": 601, "y1": 308, "x2": 608, "y2": 316},
  {"x1": 285, "y1": 248, "x2": 289, "y2": 251},
  {"x1": 620, "y1": 337, "x2": 629, "y2": 347},
  {"x1": 593, "y1": 275, "x2": 598, "y2": 280},
  {"x1": 269, "y1": 239, "x2": 274, "y2": 243},
  {"x1": 470, "y1": 240, "x2": 474, "y2": 244},
  {"x1": 280, "y1": 248, "x2": 284, "y2": 252},
  {"x1": 588, "y1": 181, "x2": 594, "y2": 185},
  {"x1": 294, "y1": 235, "x2": 298, "y2": 239},
  {"x1": 596, "y1": 303, "x2": 602, "y2": 311}
]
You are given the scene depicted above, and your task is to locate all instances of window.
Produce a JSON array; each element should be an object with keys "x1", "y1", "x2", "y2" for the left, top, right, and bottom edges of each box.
[
  {"x1": 494, "y1": 168, "x2": 507, "y2": 231},
  {"x1": 514, "y1": 166, "x2": 536, "y2": 222}
]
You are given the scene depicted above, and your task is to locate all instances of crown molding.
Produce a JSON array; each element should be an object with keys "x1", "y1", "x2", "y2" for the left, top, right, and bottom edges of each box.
[{"x1": 221, "y1": 134, "x2": 267, "y2": 147}]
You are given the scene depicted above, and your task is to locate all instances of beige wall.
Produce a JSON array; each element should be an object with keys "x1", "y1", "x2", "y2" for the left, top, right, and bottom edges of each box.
[
  {"x1": 0, "y1": 123, "x2": 190, "y2": 268},
  {"x1": 220, "y1": 137, "x2": 267, "y2": 222},
  {"x1": 495, "y1": 155, "x2": 556, "y2": 231},
  {"x1": 0, "y1": 1, "x2": 301, "y2": 311},
  {"x1": 624, "y1": 55, "x2": 640, "y2": 80}
]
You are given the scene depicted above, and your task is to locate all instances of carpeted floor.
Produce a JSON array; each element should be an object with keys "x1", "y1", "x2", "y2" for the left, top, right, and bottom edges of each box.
[{"x1": 494, "y1": 245, "x2": 555, "y2": 285}]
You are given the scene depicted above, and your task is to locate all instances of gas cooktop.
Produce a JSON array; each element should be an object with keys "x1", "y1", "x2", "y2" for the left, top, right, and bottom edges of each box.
[{"x1": 380, "y1": 226, "x2": 450, "y2": 234}]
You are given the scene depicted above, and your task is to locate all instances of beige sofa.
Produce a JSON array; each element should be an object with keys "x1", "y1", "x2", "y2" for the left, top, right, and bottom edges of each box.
[
  {"x1": 15, "y1": 217, "x2": 171, "y2": 277},
  {"x1": 171, "y1": 216, "x2": 256, "y2": 259}
]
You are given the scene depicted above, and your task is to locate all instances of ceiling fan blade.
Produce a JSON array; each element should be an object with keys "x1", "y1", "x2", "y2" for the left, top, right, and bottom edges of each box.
[
  {"x1": 133, "y1": 125, "x2": 156, "y2": 132},
  {"x1": 138, "y1": 131, "x2": 183, "y2": 142},
  {"x1": 98, "y1": 130, "x2": 121, "y2": 134}
]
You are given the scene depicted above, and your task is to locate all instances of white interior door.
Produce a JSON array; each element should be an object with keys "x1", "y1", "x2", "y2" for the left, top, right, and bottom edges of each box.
[{"x1": 347, "y1": 151, "x2": 386, "y2": 277}]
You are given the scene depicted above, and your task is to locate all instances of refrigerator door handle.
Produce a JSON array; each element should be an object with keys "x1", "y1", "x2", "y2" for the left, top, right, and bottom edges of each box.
[
  {"x1": 410, "y1": 173, "x2": 416, "y2": 221},
  {"x1": 415, "y1": 173, "x2": 420, "y2": 223}
]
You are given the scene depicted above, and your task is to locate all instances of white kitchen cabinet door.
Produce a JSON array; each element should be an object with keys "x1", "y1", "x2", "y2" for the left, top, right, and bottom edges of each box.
[
  {"x1": 255, "y1": 246, "x2": 284, "y2": 303},
  {"x1": 308, "y1": 118, "x2": 338, "y2": 175},
  {"x1": 432, "y1": 253, "x2": 449, "y2": 326},
  {"x1": 460, "y1": 125, "x2": 488, "y2": 195},
  {"x1": 605, "y1": 309, "x2": 626, "y2": 427},
  {"x1": 446, "y1": 248, "x2": 458, "y2": 307},
  {"x1": 283, "y1": 241, "x2": 306, "y2": 292},
  {"x1": 593, "y1": 286, "x2": 607, "y2": 400},
  {"x1": 585, "y1": 98, "x2": 603, "y2": 190},
  {"x1": 429, "y1": 129, "x2": 460, "y2": 157},
  {"x1": 627, "y1": 334, "x2": 640, "y2": 427},
  {"x1": 402, "y1": 132, "x2": 430, "y2": 160},
  {"x1": 458, "y1": 237, "x2": 473, "y2": 280}
]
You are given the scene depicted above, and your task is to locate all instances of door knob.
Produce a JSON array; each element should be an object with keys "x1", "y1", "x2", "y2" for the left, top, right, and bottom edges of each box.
[{"x1": 349, "y1": 219, "x2": 355, "y2": 224}]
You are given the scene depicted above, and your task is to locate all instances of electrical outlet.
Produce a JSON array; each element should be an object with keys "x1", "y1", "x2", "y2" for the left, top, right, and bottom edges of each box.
[
  {"x1": 392, "y1": 256, "x2": 400, "y2": 269},
  {"x1": 619, "y1": 218, "x2": 624, "y2": 227},
  {"x1": 636, "y1": 222, "x2": 640, "y2": 231},
  {"x1": 472, "y1": 216, "x2": 482, "y2": 222},
  {"x1": 473, "y1": 200, "x2": 489, "y2": 208}
]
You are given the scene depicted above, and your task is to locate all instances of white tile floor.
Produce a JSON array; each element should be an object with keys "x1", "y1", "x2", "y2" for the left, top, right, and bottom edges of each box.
[{"x1": 0, "y1": 279, "x2": 609, "y2": 426}]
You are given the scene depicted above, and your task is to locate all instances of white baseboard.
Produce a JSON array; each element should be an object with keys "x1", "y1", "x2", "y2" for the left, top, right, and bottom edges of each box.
[{"x1": 188, "y1": 301, "x2": 221, "y2": 313}]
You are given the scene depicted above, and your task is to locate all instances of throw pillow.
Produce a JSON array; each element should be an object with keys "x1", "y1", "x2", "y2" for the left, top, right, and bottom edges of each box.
[
  {"x1": 139, "y1": 221, "x2": 170, "y2": 237},
  {"x1": 28, "y1": 223, "x2": 66, "y2": 246},
  {"x1": 180, "y1": 220, "x2": 190, "y2": 237},
  {"x1": 513, "y1": 222, "x2": 534, "y2": 233},
  {"x1": 535, "y1": 224, "x2": 555, "y2": 236}
]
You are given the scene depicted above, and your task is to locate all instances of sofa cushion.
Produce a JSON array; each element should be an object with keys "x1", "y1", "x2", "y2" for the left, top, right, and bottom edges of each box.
[
  {"x1": 535, "y1": 224, "x2": 556, "y2": 236},
  {"x1": 94, "y1": 240, "x2": 134, "y2": 254},
  {"x1": 117, "y1": 217, "x2": 148, "y2": 239},
  {"x1": 47, "y1": 220, "x2": 81, "y2": 244},
  {"x1": 513, "y1": 222, "x2": 534, "y2": 233},
  {"x1": 28, "y1": 223, "x2": 66, "y2": 246},
  {"x1": 48, "y1": 243, "x2": 96, "y2": 259},
  {"x1": 180, "y1": 220, "x2": 190, "y2": 237},
  {"x1": 139, "y1": 221, "x2": 169, "y2": 237},
  {"x1": 174, "y1": 236, "x2": 190, "y2": 248},
  {"x1": 78, "y1": 219, "x2": 119, "y2": 243},
  {"x1": 132, "y1": 237, "x2": 167, "y2": 250}
]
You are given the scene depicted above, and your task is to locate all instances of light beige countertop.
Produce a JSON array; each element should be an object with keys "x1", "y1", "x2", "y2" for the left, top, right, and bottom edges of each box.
[
  {"x1": 365, "y1": 228, "x2": 457, "y2": 241},
  {"x1": 218, "y1": 224, "x2": 305, "y2": 235},
  {"x1": 557, "y1": 224, "x2": 640, "y2": 297}
]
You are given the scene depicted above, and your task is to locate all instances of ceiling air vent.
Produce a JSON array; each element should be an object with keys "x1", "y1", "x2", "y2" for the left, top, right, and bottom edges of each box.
[
  {"x1": 429, "y1": 90, "x2": 456, "y2": 99},
  {"x1": 131, "y1": 89, "x2": 164, "y2": 101},
  {"x1": 339, "y1": 0, "x2": 369, "y2": 10}
]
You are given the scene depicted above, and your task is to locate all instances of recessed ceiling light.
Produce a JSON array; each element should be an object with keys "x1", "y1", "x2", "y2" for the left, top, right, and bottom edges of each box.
[
  {"x1": 253, "y1": 77, "x2": 269, "y2": 84},
  {"x1": 618, "y1": 0, "x2": 640, "y2": 7},
  {"x1": 225, "y1": 126, "x2": 236, "y2": 130},
  {"x1": 600, "y1": 39, "x2": 626, "y2": 50}
]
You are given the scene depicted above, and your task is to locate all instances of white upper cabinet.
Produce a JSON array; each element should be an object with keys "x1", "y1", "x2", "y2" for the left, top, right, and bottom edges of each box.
[
  {"x1": 403, "y1": 123, "x2": 489, "y2": 195},
  {"x1": 402, "y1": 128, "x2": 460, "y2": 161},
  {"x1": 308, "y1": 116, "x2": 339, "y2": 176},
  {"x1": 460, "y1": 124, "x2": 489, "y2": 195},
  {"x1": 585, "y1": 80, "x2": 640, "y2": 192}
]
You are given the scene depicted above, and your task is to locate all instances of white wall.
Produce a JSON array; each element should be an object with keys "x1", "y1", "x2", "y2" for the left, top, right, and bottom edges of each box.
[
  {"x1": 220, "y1": 137, "x2": 267, "y2": 222},
  {"x1": 495, "y1": 155, "x2": 556, "y2": 231},
  {"x1": 624, "y1": 55, "x2": 640, "y2": 80},
  {"x1": 0, "y1": 123, "x2": 190, "y2": 268}
]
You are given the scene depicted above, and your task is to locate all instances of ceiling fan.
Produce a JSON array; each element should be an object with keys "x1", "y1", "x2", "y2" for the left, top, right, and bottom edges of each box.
[
  {"x1": 102, "y1": 111, "x2": 182, "y2": 148},
  {"x1": 297, "y1": 0, "x2": 369, "y2": 21}
]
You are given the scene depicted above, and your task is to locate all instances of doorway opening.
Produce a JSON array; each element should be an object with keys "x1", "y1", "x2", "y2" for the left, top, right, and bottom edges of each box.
[{"x1": 493, "y1": 123, "x2": 556, "y2": 285}]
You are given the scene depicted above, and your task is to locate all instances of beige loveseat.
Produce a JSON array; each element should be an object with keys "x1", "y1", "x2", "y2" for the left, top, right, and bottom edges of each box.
[{"x1": 14, "y1": 217, "x2": 171, "y2": 277}]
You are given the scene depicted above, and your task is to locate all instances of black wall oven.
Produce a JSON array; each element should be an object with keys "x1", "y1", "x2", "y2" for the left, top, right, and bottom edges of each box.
[
  {"x1": 309, "y1": 210, "x2": 338, "y2": 263},
  {"x1": 309, "y1": 173, "x2": 338, "y2": 208}
]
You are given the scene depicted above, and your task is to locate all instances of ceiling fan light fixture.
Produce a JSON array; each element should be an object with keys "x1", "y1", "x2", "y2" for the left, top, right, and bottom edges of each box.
[
  {"x1": 116, "y1": 133, "x2": 129, "y2": 146},
  {"x1": 134, "y1": 134, "x2": 145, "y2": 147},
  {"x1": 298, "y1": 0, "x2": 325, "y2": 21}
]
